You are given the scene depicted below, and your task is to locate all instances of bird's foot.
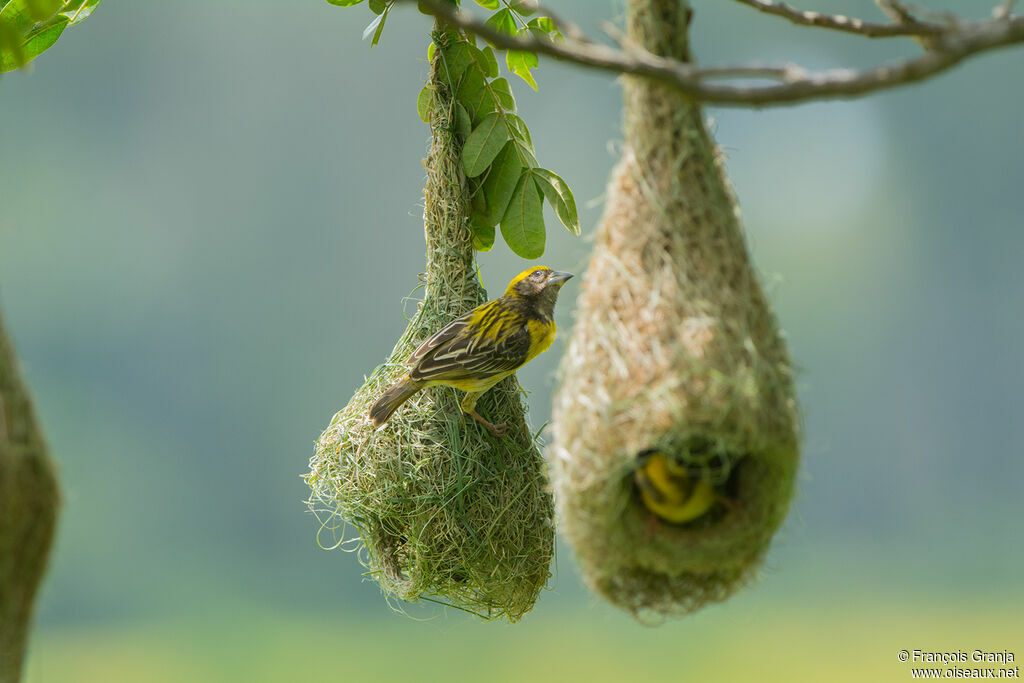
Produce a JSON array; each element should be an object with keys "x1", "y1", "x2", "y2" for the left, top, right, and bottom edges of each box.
[{"x1": 467, "y1": 409, "x2": 508, "y2": 438}]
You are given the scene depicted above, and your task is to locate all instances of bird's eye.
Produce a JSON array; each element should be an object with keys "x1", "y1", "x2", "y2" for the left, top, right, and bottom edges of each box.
[{"x1": 531, "y1": 270, "x2": 544, "y2": 281}]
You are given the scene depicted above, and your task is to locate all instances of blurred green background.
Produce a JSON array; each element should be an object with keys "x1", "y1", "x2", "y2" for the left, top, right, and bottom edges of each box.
[{"x1": 2, "y1": 1, "x2": 1022, "y2": 681}]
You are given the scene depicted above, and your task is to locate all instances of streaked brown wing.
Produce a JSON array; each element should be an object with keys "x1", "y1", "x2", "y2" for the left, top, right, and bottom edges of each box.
[
  {"x1": 411, "y1": 315, "x2": 532, "y2": 382},
  {"x1": 406, "y1": 311, "x2": 473, "y2": 368}
]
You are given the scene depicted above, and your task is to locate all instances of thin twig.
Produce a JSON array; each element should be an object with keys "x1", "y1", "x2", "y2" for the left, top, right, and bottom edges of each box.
[
  {"x1": 730, "y1": 0, "x2": 946, "y2": 37},
  {"x1": 693, "y1": 64, "x2": 807, "y2": 81},
  {"x1": 409, "y1": 0, "x2": 1024, "y2": 107},
  {"x1": 880, "y1": 1, "x2": 964, "y2": 27},
  {"x1": 873, "y1": 0, "x2": 958, "y2": 48}
]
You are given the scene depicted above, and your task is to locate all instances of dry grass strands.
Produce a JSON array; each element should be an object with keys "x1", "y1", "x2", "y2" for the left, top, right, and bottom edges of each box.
[
  {"x1": 550, "y1": 0, "x2": 800, "y2": 619},
  {"x1": 305, "y1": 33, "x2": 554, "y2": 622}
]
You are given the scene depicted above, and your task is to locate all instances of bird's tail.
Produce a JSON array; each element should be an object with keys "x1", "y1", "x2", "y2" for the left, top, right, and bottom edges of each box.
[{"x1": 368, "y1": 376, "x2": 423, "y2": 427}]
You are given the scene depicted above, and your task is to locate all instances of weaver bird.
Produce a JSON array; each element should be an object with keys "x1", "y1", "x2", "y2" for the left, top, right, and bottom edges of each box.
[
  {"x1": 634, "y1": 451, "x2": 717, "y2": 525},
  {"x1": 368, "y1": 266, "x2": 573, "y2": 437}
]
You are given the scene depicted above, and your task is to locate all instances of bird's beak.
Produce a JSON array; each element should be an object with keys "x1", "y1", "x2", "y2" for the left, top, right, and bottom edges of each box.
[{"x1": 548, "y1": 271, "x2": 574, "y2": 286}]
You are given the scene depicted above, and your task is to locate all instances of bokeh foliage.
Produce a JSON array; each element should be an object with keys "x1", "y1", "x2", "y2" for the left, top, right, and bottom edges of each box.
[{"x1": 0, "y1": 0, "x2": 101, "y2": 72}]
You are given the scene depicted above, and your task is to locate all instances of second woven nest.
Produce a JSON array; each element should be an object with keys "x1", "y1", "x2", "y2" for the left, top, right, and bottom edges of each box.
[{"x1": 551, "y1": 0, "x2": 801, "y2": 619}]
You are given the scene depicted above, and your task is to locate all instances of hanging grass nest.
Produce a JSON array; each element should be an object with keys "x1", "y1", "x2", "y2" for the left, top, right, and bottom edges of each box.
[
  {"x1": 550, "y1": 0, "x2": 800, "y2": 619},
  {"x1": 305, "y1": 37, "x2": 554, "y2": 622}
]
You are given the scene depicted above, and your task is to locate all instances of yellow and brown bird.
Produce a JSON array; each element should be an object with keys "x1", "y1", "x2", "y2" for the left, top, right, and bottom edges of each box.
[
  {"x1": 634, "y1": 451, "x2": 717, "y2": 525},
  {"x1": 369, "y1": 265, "x2": 573, "y2": 437}
]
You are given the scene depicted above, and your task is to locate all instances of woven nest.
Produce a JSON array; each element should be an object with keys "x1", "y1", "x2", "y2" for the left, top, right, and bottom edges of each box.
[
  {"x1": 550, "y1": 0, "x2": 800, "y2": 620},
  {"x1": 305, "y1": 37, "x2": 554, "y2": 622}
]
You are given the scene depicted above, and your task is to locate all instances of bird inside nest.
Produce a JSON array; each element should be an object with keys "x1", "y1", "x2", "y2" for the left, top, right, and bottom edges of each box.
[{"x1": 633, "y1": 444, "x2": 743, "y2": 529}]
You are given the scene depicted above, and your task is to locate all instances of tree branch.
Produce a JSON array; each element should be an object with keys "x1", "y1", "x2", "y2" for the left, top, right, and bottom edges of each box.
[
  {"x1": 410, "y1": 0, "x2": 1024, "y2": 107},
  {"x1": 729, "y1": 0, "x2": 947, "y2": 38}
]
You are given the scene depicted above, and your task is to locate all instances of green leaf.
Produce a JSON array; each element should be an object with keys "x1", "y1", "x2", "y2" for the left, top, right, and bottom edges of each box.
[
  {"x1": 477, "y1": 46, "x2": 497, "y2": 78},
  {"x1": 370, "y1": 8, "x2": 388, "y2": 46},
  {"x1": 506, "y1": 46, "x2": 538, "y2": 90},
  {"x1": 362, "y1": 3, "x2": 391, "y2": 46},
  {"x1": 0, "y1": 1, "x2": 33, "y2": 69},
  {"x1": 63, "y1": 0, "x2": 102, "y2": 26},
  {"x1": 501, "y1": 172, "x2": 545, "y2": 259},
  {"x1": 427, "y1": 40, "x2": 435, "y2": 62},
  {"x1": 504, "y1": 113, "x2": 533, "y2": 148},
  {"x1": 470, "y1": 176, "x2": 487, "y2": 214},
  {"x1": 509, "y1": 0, "x2": 537, "y2": 15},
  {"x1": 479, "y1": 46, "x2": 498, "y2": 78},
  {"x1": 368, "y1": 0, "x2": 387, "y2": 13},
  {"x1": 0, "y1": 0, "x2": 101, "y2": 71},
  {"x1": 416, "y1": 86, "x2": 432, "y2": 123},
  {"x1": 417, "y1": 0, "x2": 431, "y2": 13},
  {"x1": 20, "y1": 18, "x2": 66, "y2": 61},
  {"x1": 462, "y1": 112, "x2": 508, "y2": 177},
  {"x1": 0, "y1": 14, "x2": 66, "y2": 72},
  {"x1": 527, "y1": 26, "x2": 550, "y2": 42},
  {"x1": 503, "y1": 113, "x2": 536, "y2": 167},
  {"x1": 456, "y1": 67, "x2": 496, "y2": 124},
  {"x1": 531, "y1": 168, "x2": 580, "y2": 235},
  {"x1": 362, "y1": 12, "x2": 383, "y2": 41},
  {"x1": 1, "y1": 1, "x2": 34, "y2": 28},
  {"x1": 512, "y1": 144, "x2": 537, "y2": 169},
  {"x1": 326, "y1": 0, "x2": 365, "y2": 6},
  {"x1": 484, "y1": 8, "x2": 516, "y2": 39},
  {"x1": 2, "y1": 0, "x2": 61, "y2": 28},
  {"x1": 527, "y1": 16, "x2": 555, "y2": 33},
  {"x1": 490, "y1": 77, "x2": 515, "y2": 111},
  {"x1": 454, "y1": 102, "x2": 472, "y2": 138},
  {"x1": 471, "y1": 216, "x2": 496, "y2": 251},
  {"x1": 439, "y1": 41, "x2": 473, "y2": 87},
  {"x1": 482, "y1": 141, "x2": 523, "y2": 226},
  {"x1": 417, "y1": 0, "x2": 457, "y2": 14},
  {"x1": 0, "y1": 19, "x2": 25, "y2": 68},
  {"x1": 472, "y1": 0, "x2": 500, "y2": 8},
  {"x1": 469, "y1": 178, "x2": 494, "y2": 251}
]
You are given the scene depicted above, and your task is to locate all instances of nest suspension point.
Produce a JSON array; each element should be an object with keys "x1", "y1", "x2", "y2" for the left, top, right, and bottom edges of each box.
[{"x1": 305, "y1": 30, "x2": 554, "y2": 622}]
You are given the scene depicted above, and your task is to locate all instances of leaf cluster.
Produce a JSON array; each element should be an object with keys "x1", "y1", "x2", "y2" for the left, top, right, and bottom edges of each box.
[
  {"x1": 420, "y1": 36, "x2": 578, "y2": 258},
  {"x1": 332, "y1": 0, "x2": 561, "y2": 91},
  {"x1": 326, "y1": 0, "x2": 577, "y2": 258},
  {"x1": 0, "y1": 0, "x2": 101, "y2": 72},
  {"x1": 472, "y1": 0, "x2": 560, "y2": 91}
]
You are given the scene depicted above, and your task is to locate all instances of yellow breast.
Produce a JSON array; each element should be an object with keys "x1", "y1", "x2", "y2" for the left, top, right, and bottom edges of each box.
[{"x1": 525, "y1": 319, "x2": 556, "y2": 363}]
